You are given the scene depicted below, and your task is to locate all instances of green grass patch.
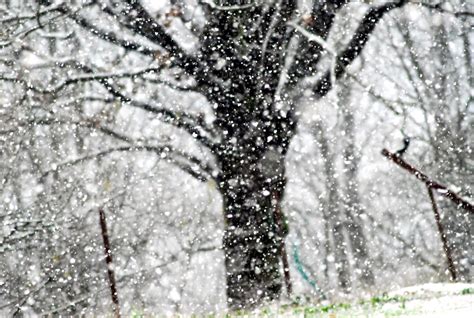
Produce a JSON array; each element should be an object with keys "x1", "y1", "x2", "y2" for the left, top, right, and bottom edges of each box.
[
  {"x1": 369, "y1": 293, "x2": 407, "y2": 307},
  {"x1": 461, "y1": 287, "x2": 473, "y2": 295}
]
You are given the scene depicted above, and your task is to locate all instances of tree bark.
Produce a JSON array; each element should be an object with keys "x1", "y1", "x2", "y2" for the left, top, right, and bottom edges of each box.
[
  {"x1": 312, "y1": 120, "x2": 351, "y2": 292},
  {"x1": 339, "y1": 80, "x2": 375, "y2": 287},
  {"x1": 220, "y1": 151, "x2": 288, "y2": 310}
]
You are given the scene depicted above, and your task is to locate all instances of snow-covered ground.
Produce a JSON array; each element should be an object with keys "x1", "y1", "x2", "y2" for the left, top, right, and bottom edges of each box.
[
  {"x1": 382, "y1": 283, "x2": 474, "y2": 318},
  {"x1": 242, "y1": 283, "x2": 473, "y2": 317}
]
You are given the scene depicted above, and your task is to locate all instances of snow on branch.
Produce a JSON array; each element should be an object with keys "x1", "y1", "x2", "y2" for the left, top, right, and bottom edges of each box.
[
  {"x1": 101, "y1": 82, "x2": 219, "y2": 153},
  {"x1": 0, "y1": 66, "x2": 167, "y2": 95},
  {"x1": 288, "y1": 21, "x2": 338, "y2": 96},
  {"x1": 1, "y1": 66, "x2": 218, "y2": 152},
  {"x1": 0, "y1": 3, "x2": 65, "y2": 24},
  {"x1": 12, "y1": 116, "x2": 217, "y2": 182},
  {"x1": 408, "y1": 1, "x2": 474, "y2": 18},
  {"x1": 313, "y1": 0, "x2": 408, "y2": 98},
  {"x1": 200, "y1": 0, "x2": 262, "y2": 11},
  {"x1": 102, "y1": 0, "x2": 201, "y2": 76},
  {"x1": 288, "y1": 22, "x2": 336, "y2": 56},
  {"x1": 0, "y1": 8, "x2": 68, "y2": 48},
  {"x1": 41, "y1": 145, "x2": 216, "y2": 183},
  {"x1": 64, "y1": 7, "x2": 158, "y2": 57},
  {"x1": 19, "y1": 117, "x2": 134, "y2": 144}
]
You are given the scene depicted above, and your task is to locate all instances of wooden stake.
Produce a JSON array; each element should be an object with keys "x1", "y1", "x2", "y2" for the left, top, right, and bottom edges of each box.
[{"x1": 99, "y1": 208, "x2": 121, "y2": 318}]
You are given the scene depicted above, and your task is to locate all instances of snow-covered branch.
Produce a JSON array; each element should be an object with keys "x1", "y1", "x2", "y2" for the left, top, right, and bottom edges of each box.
[
  {"x1": 101, "y1": 81, "x2": 219, "y2": 153},
  {"x1": 408, "y1": 1, "x2": 474, "y2": 18},
  {"x1": 0, "y1": 66, "x2": 166, "y2": 95},
  {"x1": 41, "y1": 145, "x2": 216, "y2": 183},
  {"x1": 199, "y1": 0, "x2": 262, "y2": 11},
  {"x1": 64, "y1": 7, "x2": 158, "y2": 57},
  {"x1": 313, "y1": 0, "x2": 408, "y2": 98}
]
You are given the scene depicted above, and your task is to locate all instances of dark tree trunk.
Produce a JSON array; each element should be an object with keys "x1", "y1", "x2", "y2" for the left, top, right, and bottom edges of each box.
[
  {"x1": 200, "y1": 2, "x2": 297, "y2": 309},
  {"x1": 219, "y1": 151, "x2": 288, "y2": 309},
  {"x1": 196, "y1": 0, "x2": 405, "y2": 306}
]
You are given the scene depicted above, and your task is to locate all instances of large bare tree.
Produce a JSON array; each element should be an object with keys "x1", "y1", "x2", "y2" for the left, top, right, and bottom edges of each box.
[{"x1": 3, "y1": 0, "x2": 470, "y2": 310}]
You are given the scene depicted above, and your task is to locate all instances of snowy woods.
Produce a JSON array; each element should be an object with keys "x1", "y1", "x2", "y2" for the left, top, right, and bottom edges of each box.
[{"x1": 0, "y1": 0, "x2": 473, "y2": 316}]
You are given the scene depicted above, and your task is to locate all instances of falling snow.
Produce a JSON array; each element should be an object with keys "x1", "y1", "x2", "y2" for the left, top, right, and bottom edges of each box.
[{"x1": 0, "y1": 0, "x2": 473, "y2": 316}]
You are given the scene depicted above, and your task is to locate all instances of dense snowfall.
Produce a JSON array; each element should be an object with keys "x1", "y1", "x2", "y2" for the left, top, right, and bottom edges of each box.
[{"x1": 0, "y1": 0, "x2": 473, "y2": 316}]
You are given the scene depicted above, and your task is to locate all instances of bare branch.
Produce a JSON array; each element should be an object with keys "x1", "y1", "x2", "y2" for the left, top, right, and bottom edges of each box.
[
  {"x1": 199, "y1": 0, "x2": 262, "y2": 11},
  {"x1": 0, "y1": 10, "x2": 68, "y2": 48},
  {"x1": 365, "y1": 213, "x2": 439, "y2": 271},
  {"x1": 0, "y1": 3, "x2": 64, "y2": 24},
  {"x1": 100, "y1": 81, "x2": 219, "y2": 152},
  {"x1": 409, "y1": 1, "x2": 474, "y2": 18},
  {"x1": 101, "y1": 0, "x2": 201, "y2": 76},
  {"x1": 5, "y1": 115, "x2": 217, "y2": 181},
  {"x1": 1, "y1": 69, "x2": 218, "y2": 152},
  {"x1": 313, "y1": 0, "x2": 408, "y2": 98},
  {"x1": 41, "y1": 145, "x2": 215, "y2": 183},
  {"x1": 288, "y1": 22, "x2": 336, "y2": 56},
  {"x1": 63, "y1": 7, "x2": 158, "y2": 57},
  {"x1": 0, "y1": 66, "x2": 166, "y2": 95}
]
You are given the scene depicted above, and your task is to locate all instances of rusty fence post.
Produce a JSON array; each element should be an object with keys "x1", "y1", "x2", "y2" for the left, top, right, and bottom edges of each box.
[
  {"x1": 426, "y1": 186, "x2": 457, "y2": 281},
  {"x1": 99, "y1": 208, "x2": 121, "y2": 318},
  {"x1": 380, "y1": 149, "x2": 474, "y2": 281}
]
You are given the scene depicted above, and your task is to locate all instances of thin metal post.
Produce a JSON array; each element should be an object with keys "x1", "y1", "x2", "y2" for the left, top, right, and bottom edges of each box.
[
  {"x1": 426, "y1": 187, "x2": 457, "y2": 281},
  {"x1": 381, "y1": 149, "x2": 473, "y2": 214},
  {"x1": 99, "y1": 208, "x2": 121, "y2": 318}
]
